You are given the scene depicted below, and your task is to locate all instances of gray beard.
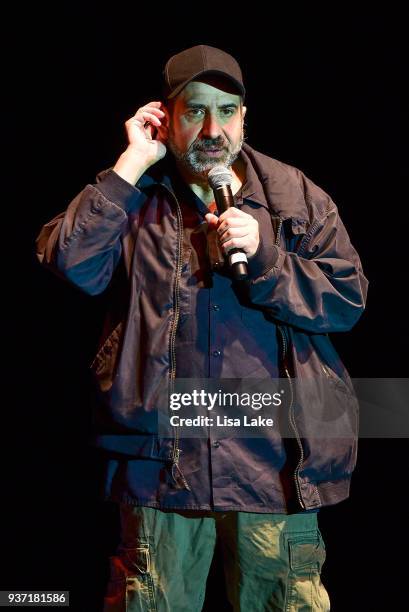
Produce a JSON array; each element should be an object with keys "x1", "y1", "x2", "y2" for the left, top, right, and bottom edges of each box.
[{"x1": 167, "y1": 129, "x2": 244, "y2": 177}]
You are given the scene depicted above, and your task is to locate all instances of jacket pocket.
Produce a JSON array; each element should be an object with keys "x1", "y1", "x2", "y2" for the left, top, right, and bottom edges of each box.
[
  {"x1": 321, "y1": 363, "x2": 359, "y2": 472},
  {"x1": 321, "y1": 363, "x2": 355, "y2": 397},
  {"x1": 293, "y1": 364, "x2": 359, "y2": 481},
  {"x1": 90, "y1": 321, "x2": 123, "y2": 392}
]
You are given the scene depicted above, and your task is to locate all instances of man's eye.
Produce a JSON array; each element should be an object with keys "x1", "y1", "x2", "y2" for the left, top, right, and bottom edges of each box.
[
  {"x1": 221, "y1": 108, "x2": 236, "y2": 117},
  {"x1": 187, "y1": 109, "x2": 204, "y2": 118}
]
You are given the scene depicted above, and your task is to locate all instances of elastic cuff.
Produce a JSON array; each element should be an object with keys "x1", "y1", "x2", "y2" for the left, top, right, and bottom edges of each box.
[
  {"x1": 96, "y1": 169, "x2": 143, "y2": 213},
  {"x1": 246, "y1": 235, "x2": 280, "y2": 278}
]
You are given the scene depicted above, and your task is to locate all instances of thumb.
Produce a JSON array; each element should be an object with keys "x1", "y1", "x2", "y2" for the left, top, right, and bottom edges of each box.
[{"x1": 205, "y1": 212, "x2": 219, "y2": 227}]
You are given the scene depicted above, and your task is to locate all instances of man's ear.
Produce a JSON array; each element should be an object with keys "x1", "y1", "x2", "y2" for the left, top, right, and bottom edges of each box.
[
  {"x1": 161, "y1": 100, "x2": 173, "y2": 128},
  {"x1": 242, "y1": 105, "x2": 247, "y2": 119},
  {"x1": 155, "y1": 101, "x2": 170, "y2": 142}
]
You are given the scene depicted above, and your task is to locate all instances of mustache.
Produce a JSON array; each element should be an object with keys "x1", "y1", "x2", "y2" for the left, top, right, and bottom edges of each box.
[{"x1": 191, "y1": 138, "x2": 228, "y2": 151}]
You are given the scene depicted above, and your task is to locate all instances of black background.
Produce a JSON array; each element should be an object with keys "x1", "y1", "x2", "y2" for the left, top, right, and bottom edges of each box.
[{"x1": 3, "y1": 4, "x2": 408, "y2": 611}]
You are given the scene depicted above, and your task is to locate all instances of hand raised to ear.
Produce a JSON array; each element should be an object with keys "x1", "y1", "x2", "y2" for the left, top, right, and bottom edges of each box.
[
  {"x1": 124, "y1": 101, "x2": 168, "y2": 166},
  {"x1": 114, "y1": 101, "x2": 170, "y2": 185}
]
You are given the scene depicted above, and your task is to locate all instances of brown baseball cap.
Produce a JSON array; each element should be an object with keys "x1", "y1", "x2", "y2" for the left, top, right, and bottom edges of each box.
[{"x1": 163, "y1": 44, "x2": 245, "y2": 99}]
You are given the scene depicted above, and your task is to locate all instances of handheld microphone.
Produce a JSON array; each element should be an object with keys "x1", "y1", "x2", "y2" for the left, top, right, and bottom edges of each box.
[{"x1": 207, "y1": 165, "x2": 248, "y2": 281}]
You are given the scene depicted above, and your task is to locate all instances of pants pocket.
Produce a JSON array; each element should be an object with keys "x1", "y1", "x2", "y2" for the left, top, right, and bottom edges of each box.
[
  {"x1": 103, "y1": 542, "x2": 156, "y2": 612},
  {"x1": 285, "y1": 530, "x2": 330, "y2": 611}
]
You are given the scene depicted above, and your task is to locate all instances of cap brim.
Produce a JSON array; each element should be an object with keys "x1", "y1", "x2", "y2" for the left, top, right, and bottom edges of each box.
[{"x1": 166, "y1": 69, "x2": 245, "y2": 99}]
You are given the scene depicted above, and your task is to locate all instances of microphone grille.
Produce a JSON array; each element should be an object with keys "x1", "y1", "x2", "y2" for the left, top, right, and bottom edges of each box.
[{"x1": 207, "y1": 165, "x2": 233, "y2": 189}]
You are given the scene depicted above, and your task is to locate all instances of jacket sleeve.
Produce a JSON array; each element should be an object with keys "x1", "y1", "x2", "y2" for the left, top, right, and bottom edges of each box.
[
  {"x1": 246, "y1": 175, "x2": 369, "y2": 333},
  {"x1": 36, "y1": 170, "x2": 144, "y2": 295}
]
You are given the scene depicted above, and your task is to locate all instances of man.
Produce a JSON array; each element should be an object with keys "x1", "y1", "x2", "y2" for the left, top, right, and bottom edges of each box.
[{"x1": 36, "y1": 45, "x2": 368, "y2": 611}]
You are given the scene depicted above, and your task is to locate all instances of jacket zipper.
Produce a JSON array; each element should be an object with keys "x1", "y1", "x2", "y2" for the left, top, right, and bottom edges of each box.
[
  {"x1": 321, "y1": 364, "x2": 331, "y2": 378},
  {"x1": 278, "y1": 324, "x2": 305, "y2": 509},
  {"x1": 162, "y1": 183, "x2": 191, "y2": 491}
]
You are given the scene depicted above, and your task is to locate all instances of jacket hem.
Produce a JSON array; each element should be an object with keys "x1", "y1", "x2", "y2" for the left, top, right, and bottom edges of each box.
[
  {"x1": 103, "y1": 493, "x2": 318, "y2": 514},
  {"x1": 312, "y1": 476, "x2": 351, "y2": 508}
]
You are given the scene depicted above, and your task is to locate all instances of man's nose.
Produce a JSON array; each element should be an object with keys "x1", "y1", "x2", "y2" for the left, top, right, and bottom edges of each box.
[{"x1": 201, "y1": 112, "x2": 223, "y2": 139}]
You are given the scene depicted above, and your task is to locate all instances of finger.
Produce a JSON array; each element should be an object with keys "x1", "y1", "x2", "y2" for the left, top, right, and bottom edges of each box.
[
  {"x1": 219, "y1": 228, "x2": 250, "y2": 244},
  {"x1": 217, "y1": 218, "x2": 251, "y2": 235},
  {"x1": 145, "y1": 124, "x2": 157, "y2": 140},
  {"x1": 140, "y1": 106, "x2": 166, "y2": 118},
  {"x1": 218, "y1": 207, "x2": 247, "y2": 221},
  {"x1": 142, "y1": 101, "x2": 163, "y2": 108},
  {"x1": 160, "y1": 104, "x2": 171, "y2": 123},
  {"x1": 205, "y1": 213, "x2": 219, "y2": 228},
  {"x1": 132, "y1": 111, "x2": 162, "y2": 127},
  {"x1": 221, "y1": 237, "x2": 250, "y2": 253},
  {"x1": 133, "y1": 103, "x2": 166, "y2": 121}
]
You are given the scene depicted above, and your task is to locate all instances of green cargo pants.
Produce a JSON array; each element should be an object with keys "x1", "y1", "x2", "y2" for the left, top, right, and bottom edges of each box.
[{"x1": 103, "y1": 503, "x2": 330, "y2": 611}]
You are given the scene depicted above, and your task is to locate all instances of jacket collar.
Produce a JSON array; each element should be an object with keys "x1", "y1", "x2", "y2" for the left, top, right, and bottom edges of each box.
[
  {"x1": 137, "y1": 143, "x2": 309, "y2": 233},
  {"x1": 240, "y1": 144, "x2": 310, "y2": 233}
]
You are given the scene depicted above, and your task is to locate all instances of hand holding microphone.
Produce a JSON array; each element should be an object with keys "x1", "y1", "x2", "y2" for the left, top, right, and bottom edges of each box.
[{"x1": 206, "y1": 165, "x2": 260, "y2": 281}]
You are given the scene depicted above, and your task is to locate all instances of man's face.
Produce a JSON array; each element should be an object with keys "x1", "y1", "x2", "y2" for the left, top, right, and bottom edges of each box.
[{"x1": 166, "y1": 78, "x2": 247, "y2": 177}]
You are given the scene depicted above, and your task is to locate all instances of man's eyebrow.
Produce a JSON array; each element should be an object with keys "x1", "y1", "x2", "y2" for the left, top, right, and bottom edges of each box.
[{"x1": 184, "y1": 102, "x2": 239, "y2": 109}]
